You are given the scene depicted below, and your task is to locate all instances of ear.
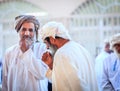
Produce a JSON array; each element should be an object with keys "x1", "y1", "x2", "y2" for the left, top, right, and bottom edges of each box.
[{"x1": 49, "y1": 36, "x2": 56, "y2": 44}]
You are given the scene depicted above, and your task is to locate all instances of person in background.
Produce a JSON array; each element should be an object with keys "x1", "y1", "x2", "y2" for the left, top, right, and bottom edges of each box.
[
  {"x1": 100, "y1": 33, "x2": 120, "y2": 91},
  {"x1": 0, "y1": 54, "x2": 2, "y2": 91},
  {"x1": 40, "y1": 21, "x2": 98, "y2": 91},
  {"x1": 95, "y1": 38, "x2": 113, "y2": 91},
  {"x1": 0, "y1": 54, "x2": 2, "y2": 84},
  {"x1": 2, "y1": 15, "x2": 52, "y2": 91}
]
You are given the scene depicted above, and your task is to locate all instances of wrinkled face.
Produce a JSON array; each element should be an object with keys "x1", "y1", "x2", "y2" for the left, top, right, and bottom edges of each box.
[{"x1": 19, "y1": 22, "x2": 35, "y2": 41}]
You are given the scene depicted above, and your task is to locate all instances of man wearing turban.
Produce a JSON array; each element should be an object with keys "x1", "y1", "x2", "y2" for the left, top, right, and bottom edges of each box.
[
  {"x1": 95, "y1": 38, "x2": 113, "y2": 91},
  {"x1": 2, "y1": 15, "x2": 52, "y2": 91},
  {"x1": 40, "y1": 21, "x2": 98, "y2": 91},
  {"x1": 100, "y1": 33, "x2": 120, "y2": 91}
]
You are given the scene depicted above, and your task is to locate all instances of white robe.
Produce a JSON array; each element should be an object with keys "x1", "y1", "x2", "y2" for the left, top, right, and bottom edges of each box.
[
  {"x1": 95, "y1": 51, "x2": 110, "y2": 91},
  {"x1": 101, "y1": 53, "x2": 120, "y2": 91},
  {"x1": 2, "y1": 42, "x2": 49, "y2": 91},
  {"x1": 52, "y1": 41, "x2": 98, "y2": 91}
]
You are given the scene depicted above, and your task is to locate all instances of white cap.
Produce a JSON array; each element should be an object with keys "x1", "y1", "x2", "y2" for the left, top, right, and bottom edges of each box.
[{"x1": 40, "y1": 21, "x2": 71, "y2": 40}]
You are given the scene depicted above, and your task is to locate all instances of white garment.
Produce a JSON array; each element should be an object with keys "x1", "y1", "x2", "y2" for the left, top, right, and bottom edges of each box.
[
  {"x1": 52, "y1": 41, "x2": 98, "y2": 91},
  {"x1": 0, "y1": 67, "x2": 1, "y2": 84},
  {"x1": 101, "y1": 53, "x2": 120, "y2": 91},
  {"x1": 95, "y1": 51, "x2": 110, "y2": 91},
  {"x1": 2, "y1": 42, "x2": 49, "y2": 91}
]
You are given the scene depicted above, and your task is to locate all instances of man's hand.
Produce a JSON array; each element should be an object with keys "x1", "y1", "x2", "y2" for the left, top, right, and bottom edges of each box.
[{"x1": 42, "y1": 52, "x2": 53, "y2": 70}]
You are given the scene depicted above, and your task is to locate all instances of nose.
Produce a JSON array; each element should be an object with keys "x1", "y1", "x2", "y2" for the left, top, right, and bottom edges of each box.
[{"x1": 25, "y1": 30, "x2": 30, "y2": 36}]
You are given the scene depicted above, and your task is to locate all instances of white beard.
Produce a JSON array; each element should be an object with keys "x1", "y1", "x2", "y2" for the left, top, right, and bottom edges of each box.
[{"x1": 49, "y1": 45, "x2": 57, "y2": 56}]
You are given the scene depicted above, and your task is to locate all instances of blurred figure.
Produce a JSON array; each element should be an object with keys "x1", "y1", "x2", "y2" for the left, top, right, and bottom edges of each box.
[
  {"x1": 100, "y1": 33, "x2": 120, "y2": 91},
  {"x1": 95, "y1": 38, "x2": 112, "y2": 91},
  {"x1": 2, "y1": 15, "x2": 52, "y2": 91},
  {"x1": 0, "y1": 54, "x2": 2, "y2": 91},
  {"x1": 40, "y1": 21, "x2": 98, "y2": 91},
  {"x1": 0, "y1": 54, "x2": 2, "y2": 84}
]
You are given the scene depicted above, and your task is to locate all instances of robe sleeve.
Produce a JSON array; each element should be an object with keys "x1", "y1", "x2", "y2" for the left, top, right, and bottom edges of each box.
[
  {"x1": 2, "y1": 52, "x2": 9, "y2": 91},
  {"x1": 100, "y1": 58, "x2": 114, "y2": 91},
  {"x1": 46, "y1": 69, "x2": 52, "y2": 83},
  {"x1": 20, "y1": 48, "x2": 50, "y2": 80}
]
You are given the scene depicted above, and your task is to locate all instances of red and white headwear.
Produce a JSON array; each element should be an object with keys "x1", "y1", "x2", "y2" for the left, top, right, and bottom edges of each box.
[
  {"x1": 40, "y1": 21, "x2": 71, "y2": 40},
  {"x1": 14, "y1": 15, "x2": 40, "y2": 42}
]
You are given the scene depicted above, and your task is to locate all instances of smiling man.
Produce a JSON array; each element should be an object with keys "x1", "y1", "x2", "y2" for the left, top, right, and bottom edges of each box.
[{"x1": 2, "y1": 15, "x2": 52, "y2": 91}]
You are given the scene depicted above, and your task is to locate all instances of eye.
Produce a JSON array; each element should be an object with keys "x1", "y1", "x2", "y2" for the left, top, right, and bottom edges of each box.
[
  {"x1": 29, "y1": 28, "x2": 34, "y2": 32},
  {"x1": 22, "y1": 28, "x2": 27, "y2": 31}
]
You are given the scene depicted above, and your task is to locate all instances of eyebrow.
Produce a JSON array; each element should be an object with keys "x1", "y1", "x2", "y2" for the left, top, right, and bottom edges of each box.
[{"x1": 21, "y1": 27, "x2": 35, "y2": 31}]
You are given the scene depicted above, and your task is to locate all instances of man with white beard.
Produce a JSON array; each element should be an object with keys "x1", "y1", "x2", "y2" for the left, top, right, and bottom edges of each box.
[
  {"x1": 101, "y1": 33, "x2": 120, "y2": 91},
  {"x1": 2, "y1": 15, "x2": 52, "y2": 91},
  {"x1": 40, "y1": 21, "x2": 98, "y2": 91}
]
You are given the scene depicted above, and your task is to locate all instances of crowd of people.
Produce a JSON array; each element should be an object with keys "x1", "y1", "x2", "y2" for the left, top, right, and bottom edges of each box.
[{"x1": 1, "y1": 14, "x2": 120, "y2": 91}]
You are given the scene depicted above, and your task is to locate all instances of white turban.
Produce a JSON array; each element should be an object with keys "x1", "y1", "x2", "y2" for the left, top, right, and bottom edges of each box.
[
  {"x1": 110, "y1": 33, "x2": 120, "y2": 48},
  {"x1": 40, "y1": 21, "x2": 71, "y2": 40}
]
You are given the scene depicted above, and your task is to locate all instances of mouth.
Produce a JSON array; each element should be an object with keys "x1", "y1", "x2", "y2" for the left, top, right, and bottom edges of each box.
[
  {"x1": 21, "y1": 36, "x2": 33, "y2": 42},
  {"x1": 23, "y1": 35, "x2": 30, "y2": 39},
  {"x1": 22, "y1": 36, "x2": 32, "y2": 40}
]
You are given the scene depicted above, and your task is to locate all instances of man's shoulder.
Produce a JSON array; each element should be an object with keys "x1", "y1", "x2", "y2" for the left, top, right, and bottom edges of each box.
[
  {"x1": 107, "y1": 53, "x2": 115, "y2": 58},
  {"x1": 5, "y1": 44, "x2": 19, "y2": 54},
  {"x1": 96, "y1": 51, "x2": 109, "y2": 60},
  {"x1": 57, "y1": 41, "x2": 81, "y2": 55},
  {"x1": 34, "y1": 42, "x2": 46, "y2": 48},
  {"x1": 33, "y1": 42, "x2": 47, "y2": 52},
  {"x1": 104, "y1": 53, "x2": 116, "y2": 63}
]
